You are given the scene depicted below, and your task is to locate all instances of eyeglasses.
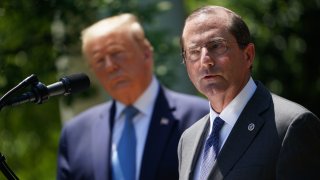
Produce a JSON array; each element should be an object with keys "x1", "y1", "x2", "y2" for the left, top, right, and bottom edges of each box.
[{"x1": 182, "y1": 38, "x2": 230, "y2": 63}]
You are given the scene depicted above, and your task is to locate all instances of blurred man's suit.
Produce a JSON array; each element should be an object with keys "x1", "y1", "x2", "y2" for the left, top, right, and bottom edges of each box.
[{"x1": 58, "y1": 86, "x2": 208, "y2": 180}]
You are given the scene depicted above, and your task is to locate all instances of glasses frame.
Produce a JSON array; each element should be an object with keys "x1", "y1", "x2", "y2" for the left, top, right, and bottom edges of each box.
[{"x1": 181, "y1": 37, "x2": 246, "y2": 64}]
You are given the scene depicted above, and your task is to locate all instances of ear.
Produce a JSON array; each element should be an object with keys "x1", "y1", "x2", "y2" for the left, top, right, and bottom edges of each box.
[
  {"x1": 243, "y1": 43, "x2": 255, "y2": 69},
  {"x1": 144, "y1": 48, "x2": 153, "y2": 61}
]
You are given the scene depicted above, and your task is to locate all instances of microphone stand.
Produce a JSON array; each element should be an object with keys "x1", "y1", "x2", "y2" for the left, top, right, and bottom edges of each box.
[
  {"x1": 0, "y1": 153, "x2": 19, "y2": 180},
  {"x1": 0, "y1": 73, "x2": 89, "y2": 179},
  {"x1": 0, "y1": 75, "x2": 38, "y2": 180}
]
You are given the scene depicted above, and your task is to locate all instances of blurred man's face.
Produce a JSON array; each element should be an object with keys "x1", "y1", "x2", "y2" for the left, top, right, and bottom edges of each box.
[{"x1": 84, "y1": 31, "x2": 153, "y2": 105}]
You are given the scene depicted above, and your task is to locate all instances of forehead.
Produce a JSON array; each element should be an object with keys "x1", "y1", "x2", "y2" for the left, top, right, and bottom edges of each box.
[
  {"x1": 87, "y1": 30, "x2": 134, "y2": 48},
  {"x1": 182, "y1": 11, "x2": 232, "y2": 44},
  {"x1": 83, "y1": 32, "x2": 136, "y2": 60},
  {"x1": 92, "y1": 30, "x2": 131, "y2": 44}
]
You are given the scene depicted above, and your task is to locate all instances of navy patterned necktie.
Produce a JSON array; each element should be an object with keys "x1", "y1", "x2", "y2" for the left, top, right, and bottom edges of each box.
[
  {"x1": 199, "y1": 116, "x2": 225, "y2": 180},
  {"x1": 115, "y1": 106, "x2": 139, "y2": 180}
]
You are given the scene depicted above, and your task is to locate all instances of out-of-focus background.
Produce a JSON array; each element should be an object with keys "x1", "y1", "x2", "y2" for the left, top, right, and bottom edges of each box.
[{"x1": 0, "y1": 0, "x2": 319, "y2": 179}]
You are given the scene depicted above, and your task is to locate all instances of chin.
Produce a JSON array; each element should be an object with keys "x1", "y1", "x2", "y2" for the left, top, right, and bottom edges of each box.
[{"x1": 200, "y1": 83, "x2": 226, "y2": 94}]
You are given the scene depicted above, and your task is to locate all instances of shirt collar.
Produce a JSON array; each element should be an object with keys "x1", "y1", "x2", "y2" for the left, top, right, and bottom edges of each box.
[
  {"x1": 209, "y1": 77, "x2": 257, "y2": 127},
  {"x1": 115, "y1": 76, "x2": 159, "y2": 119}
]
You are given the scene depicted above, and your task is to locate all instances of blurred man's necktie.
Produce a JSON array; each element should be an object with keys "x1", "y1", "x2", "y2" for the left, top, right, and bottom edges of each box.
[{"x1": 112, "y1": 106, "x2": 139, "y2": 180}]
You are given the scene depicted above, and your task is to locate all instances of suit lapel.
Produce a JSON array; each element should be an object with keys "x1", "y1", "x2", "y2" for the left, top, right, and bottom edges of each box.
[
  {"x1": 186, "y1": 115, "x2": 210, "y2": 179},
  {"x1": 209, "y1": 81, "x2": 272, "y2": 179},
  {"x1": 139, "y1": 87, "x2": 177, "y2": 180},
  {"x1": 92, "y1": 101, "x2": 115, "y2": 180}
]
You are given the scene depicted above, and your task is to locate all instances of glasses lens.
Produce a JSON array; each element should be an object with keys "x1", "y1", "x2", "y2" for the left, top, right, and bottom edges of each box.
[
  {"x1": 185, "y1": 39, "x2": 228, "y2": 62},
  {"x1": 206, "y1": 40, "x2": 227, "y2": 55}
]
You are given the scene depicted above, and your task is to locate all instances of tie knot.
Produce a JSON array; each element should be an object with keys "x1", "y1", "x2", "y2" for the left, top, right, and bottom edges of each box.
[
  {"x1": 212, "y1": 116, "x2": 224, "y2": 133},
  {"x1": 123, "y1": 106, "x2": 139, "y2": 120}
]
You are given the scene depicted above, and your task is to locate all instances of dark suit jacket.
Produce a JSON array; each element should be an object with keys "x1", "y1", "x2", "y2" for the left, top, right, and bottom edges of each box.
[
  {"x1": 57, "y1": 86, "x2": 208, "y2": 180},
  {"x1": 178, "y1": 81, "x2": 320, "y2": 180}
]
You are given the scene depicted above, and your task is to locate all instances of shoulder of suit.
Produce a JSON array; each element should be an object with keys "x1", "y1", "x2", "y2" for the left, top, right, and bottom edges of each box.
[
  {"x1": 271, "y1": 93, "x2": 310, "y2": 116},
  {"x1": 162, "y1": 87, "x2": 208, "y2": 104},
  {"x1": 181, "y1": 114, "x2": 209, "y2": 136},
  {"x1": 64, "y1": 101, "x2": 112, "y2": 127},
  {"x1": 271, "y1": 93, "x2": 319, "y2": 128},
  {"x1": 77, "y1": 101, "x2": 112, "y2": 117}
]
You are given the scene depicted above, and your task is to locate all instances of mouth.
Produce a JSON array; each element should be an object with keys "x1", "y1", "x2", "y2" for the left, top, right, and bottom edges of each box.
[
  {"x1": 204, "y1": 74, "x2": 213, "y2": 78},
  {"x1": 108, "y1": 78, "x2": 131, "y2": 91},
  {"x1": 200, "y1": 73, "x2": 223, "y2": 84},
  {"x1": 110, "y1": 76, "x2": 128, "y2": 84},
  {"x1": 202, "y1": 74, "x2": 218, "y2": 80},
  {"x1": 105, "y1": 73, "x2": 126, "y2": 84}
]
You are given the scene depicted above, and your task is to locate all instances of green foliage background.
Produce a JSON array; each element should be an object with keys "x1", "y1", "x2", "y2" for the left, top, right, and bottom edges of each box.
[{"x1": 0, "y1": 0, "x2": 319, "y2": 179}]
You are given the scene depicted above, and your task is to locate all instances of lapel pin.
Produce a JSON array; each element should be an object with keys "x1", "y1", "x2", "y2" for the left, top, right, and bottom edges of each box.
[
  {"x1": 248, "y1": 123, "x2": 255, "y2": 131},
  {"x1": 160, "y1": 118, "x2": 169, "y2": 125}
]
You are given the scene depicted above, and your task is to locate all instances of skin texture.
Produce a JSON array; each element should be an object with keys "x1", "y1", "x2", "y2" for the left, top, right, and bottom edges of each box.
[
  {"x1": 182, "y1": 7, "x2": 255, "y2": 113},
  {"x1": 82, "y1": 15, "x2": 153, "y2": 105}
]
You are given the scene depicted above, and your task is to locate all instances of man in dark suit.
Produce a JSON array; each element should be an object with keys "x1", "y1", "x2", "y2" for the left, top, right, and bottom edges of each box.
[
  {"x1": 178, "y1": 5, "x2": 320, "y2": 180},
  {"x1": 57, "y1": 13, "x2": 208, "y2": 180}
]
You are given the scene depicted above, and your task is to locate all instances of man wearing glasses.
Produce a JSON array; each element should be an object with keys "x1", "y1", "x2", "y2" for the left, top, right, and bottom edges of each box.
[{"x1": 178, "y1": 5, "x2": 320, "y2": 180}]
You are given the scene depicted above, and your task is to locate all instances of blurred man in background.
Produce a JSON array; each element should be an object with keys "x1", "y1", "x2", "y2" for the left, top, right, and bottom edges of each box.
[
  {"x1": 178, "y1": 5, "x2": 320, "y2": 180},
  {"x1": 57, "y1": 13, "x2": 208, "y2": 180}
]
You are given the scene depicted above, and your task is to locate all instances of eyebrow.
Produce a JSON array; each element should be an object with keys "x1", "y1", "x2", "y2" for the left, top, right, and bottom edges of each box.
[{"x1": 187, "y1": 37, "x2": 226, "y2": 49}]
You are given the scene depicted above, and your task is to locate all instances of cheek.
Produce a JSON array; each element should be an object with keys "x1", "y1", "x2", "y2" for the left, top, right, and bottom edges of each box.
[
  {"x1": 94, "y1": 71, "x2": 110, "y2": 86},
  {"x1": 94, "y1": 69, "x2": 105, "y2": 78},
  {"x1": 186, "y1": 64, "x2": 198, "y2": 84},
  {"x1": 219, "y1": 56, "x2": 239, "y2": 77}
]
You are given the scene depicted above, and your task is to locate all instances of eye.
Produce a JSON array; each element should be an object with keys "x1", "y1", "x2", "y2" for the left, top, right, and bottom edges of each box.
[
  {"x1": 187, "y1": 48, "x2": 201, "y2": 61},
  {"x1": 206, "y1": 41, "x2": 223, "y2": 50},
  {"x1": 95, "y1": 58, "x2": 105, "y2": 65},
  {"x1": 206, "y1": 40, "x2": 227, "y2": 55},
  {"x1": 89, "y1": 57, "x2": 104, "y2": 69},
  {"x1": 96, "y1": 57, "x2": 104, "y2": 62},
  {"x1": 188, "y1": 48, "x2": 200, "y2": 55},
  {"x1": 110, "y1": 51, "x2": 125, "y2": 60}
]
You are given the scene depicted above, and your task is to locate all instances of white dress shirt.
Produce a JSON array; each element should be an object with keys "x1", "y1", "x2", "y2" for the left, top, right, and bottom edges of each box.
[
  {"x1": 193, "y1": 77, "x2": 257, "y2": 180},
  {"x1": 111, "y1": 76, "x2": 159, "y2": 180}
]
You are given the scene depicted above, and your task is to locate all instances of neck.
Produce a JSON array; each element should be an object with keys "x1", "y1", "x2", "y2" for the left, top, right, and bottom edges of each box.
[{"x1": 209, "y1": 76, "x2": 250, "y2": 113}]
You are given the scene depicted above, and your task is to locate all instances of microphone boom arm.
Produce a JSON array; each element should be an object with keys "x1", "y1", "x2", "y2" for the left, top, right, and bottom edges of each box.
[
  {"x1": 1, "y1": 73, "x2": 90, "y2": 109},
  {"x1": 0, "y1": 153, "x2": 19, "y2": 180},
  {"x1": 0, "y1": 73, "x2": 90, "y2": 179}
]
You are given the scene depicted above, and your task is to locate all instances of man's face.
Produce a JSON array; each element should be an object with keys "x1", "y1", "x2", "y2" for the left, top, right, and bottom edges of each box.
[
  {"x1": 84, "y1": 31, "x2": 153, "y2": 104},
  {"x1": 182, "y1": 13, "x2": 254, "y2": 100}
]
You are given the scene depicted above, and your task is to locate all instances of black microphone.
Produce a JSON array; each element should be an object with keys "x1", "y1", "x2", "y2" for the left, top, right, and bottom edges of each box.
[
  {"x1": 48, "y1": 73, "x2": 90, "y2": 96},
  {"x1": 5, "y1": 73, "x2": 90, "y2": 106}
]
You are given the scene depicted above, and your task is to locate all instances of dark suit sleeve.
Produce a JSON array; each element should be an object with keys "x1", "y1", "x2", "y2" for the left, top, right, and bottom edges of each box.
[
  {"x1": 57, "y1": 127, "x2": 70, "y2": 180},
  {"x1": 276, "y1": 112, "x2": 320, "y2": 180},
  {"x1": 177, "y1": 133, "x2": 183, "y2": 175}
]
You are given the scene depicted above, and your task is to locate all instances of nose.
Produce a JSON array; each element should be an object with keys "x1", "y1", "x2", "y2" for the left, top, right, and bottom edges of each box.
[
  {"x1": 103, "y1": 56, "x2": 118, "y2": 72},
  {"x1": 200, "y1": 47, "x2": 214, "y2": 66}
]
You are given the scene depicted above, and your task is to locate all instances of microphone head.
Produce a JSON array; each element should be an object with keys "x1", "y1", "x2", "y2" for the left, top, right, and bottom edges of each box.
[{"x1": 60, "y1": 73, "x2": 90, "y2": 95}]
